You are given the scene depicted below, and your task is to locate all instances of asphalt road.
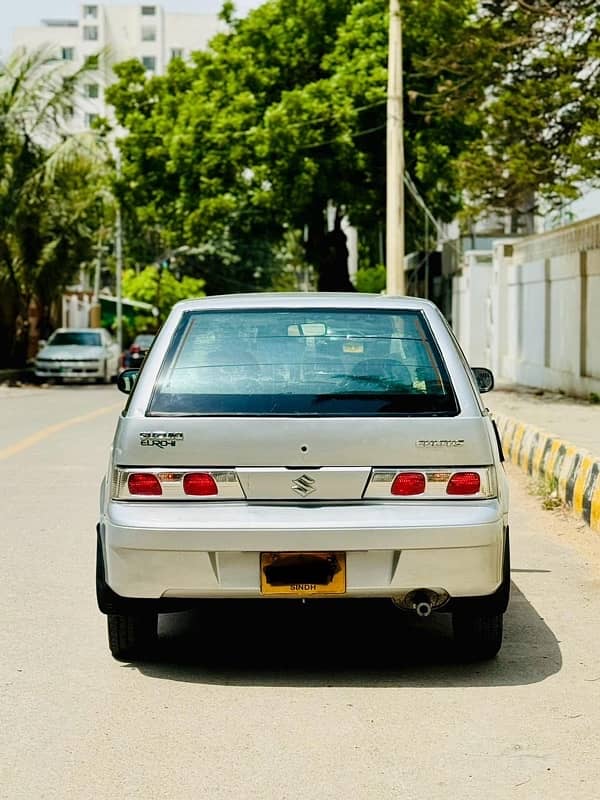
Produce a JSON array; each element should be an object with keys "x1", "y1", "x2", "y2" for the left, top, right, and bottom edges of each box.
[{"x1": 1, "y1": 383, "x2": 600, "y2": 799}]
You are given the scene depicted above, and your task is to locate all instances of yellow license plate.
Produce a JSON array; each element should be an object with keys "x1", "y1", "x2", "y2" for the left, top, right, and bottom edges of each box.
[{"x1": 260, "y1": 552, "x2": 346, "y2": 596}]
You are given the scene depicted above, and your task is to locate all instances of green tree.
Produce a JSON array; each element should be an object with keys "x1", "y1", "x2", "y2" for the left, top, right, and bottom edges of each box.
[
  {"x1": 355, "y1": 264, "x2": 386, "y2": 293},
  {"x1": 413, "y1": 0, "x2": 600, "y2": 225},
  {"x1": 106, "y1": 0, "x2": 600, "y2": 294},
  {"x1": 0, "y1": 47, "x2": 110, "y2": 365},
  {"x1": 121, "y1": 266, "x2": 205, "y2": 327},
  {"x1": 106, "y1": 1, "x2": 479, "y2": 289}
]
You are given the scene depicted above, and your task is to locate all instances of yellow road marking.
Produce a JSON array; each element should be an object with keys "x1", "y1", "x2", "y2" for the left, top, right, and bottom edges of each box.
[{"x1": 0, "y1": 402, "x2": 122, "y2": 461}]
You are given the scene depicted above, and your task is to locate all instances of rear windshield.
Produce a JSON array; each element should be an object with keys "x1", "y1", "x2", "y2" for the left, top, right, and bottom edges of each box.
[
  {"x1": 148, "y1": 309, "x2": 458, "y2": 416},
  {"x1": 49, "y1": 331, "x2": 102, "y2": 347}
]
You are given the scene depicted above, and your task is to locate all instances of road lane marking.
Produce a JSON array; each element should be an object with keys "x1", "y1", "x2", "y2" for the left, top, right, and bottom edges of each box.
[{"x1": 0, "y1": 402, "x2": 122, "y2": 461}]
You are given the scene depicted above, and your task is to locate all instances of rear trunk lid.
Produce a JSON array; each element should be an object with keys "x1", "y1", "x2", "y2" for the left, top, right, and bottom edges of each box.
[{"x1": 113, "y1": 415, "x2": 493, "y2": 501}]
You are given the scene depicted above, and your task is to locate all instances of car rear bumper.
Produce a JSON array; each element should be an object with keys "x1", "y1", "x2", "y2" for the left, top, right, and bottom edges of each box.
[{"x1": 101, "y1": 500, "x2": 507, "y2": 601}]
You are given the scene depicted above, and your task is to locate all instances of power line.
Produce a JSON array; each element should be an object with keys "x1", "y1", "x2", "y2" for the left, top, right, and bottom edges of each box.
[
  {"x1": 116, "y1": 99, "x2": 387, "y2": 145},
  {"x1": 273, "y1": 98, "x2": 386, "y2": 131},
  {"x1": 403, "y1": 171, "x2": 443, "y2": 235},
  {"x1": 299, "y1": 122, "x2": 386, "y2": 150}
]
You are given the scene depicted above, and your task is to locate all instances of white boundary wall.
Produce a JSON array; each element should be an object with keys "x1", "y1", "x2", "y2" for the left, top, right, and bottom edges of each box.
[{"x1": 452, "y1": 215, "x2": 600, "y2": 397}]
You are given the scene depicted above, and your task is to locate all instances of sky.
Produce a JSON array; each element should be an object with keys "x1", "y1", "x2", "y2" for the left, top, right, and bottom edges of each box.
[{"x1": 0, "y1": 0, "x2": 263, "y2": 58}]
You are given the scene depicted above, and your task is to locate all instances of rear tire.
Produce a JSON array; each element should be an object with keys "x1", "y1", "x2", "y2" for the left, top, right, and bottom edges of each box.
[
  {"x1": 107, "y1": 612, "x2": 158, "y2": 661},
  {"x1": 452, "y1": 611, "x2": 503, "y2": 661}
]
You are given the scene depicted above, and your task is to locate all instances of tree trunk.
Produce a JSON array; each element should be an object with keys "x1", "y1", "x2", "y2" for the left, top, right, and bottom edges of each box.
[
  {"x1": 11, "y1": 297, "x2": 32, "y2": 367},
  {"x1": 306, "y1": 209, "x2": 355, "y2": 292}
]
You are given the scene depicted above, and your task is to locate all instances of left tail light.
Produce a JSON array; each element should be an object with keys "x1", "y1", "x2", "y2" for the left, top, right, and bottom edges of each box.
[
  {"x1": 128, "y1": 473, "x2": 162, "y2": 496},
  {"x1": 111, "y1": 468, "x2": 244, "y2": 500}
]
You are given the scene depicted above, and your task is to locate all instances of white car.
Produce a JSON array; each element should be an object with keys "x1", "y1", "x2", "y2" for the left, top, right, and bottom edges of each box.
[
  {"x1": 35, "y1": 328, "x2": 120, "y2": 384},
  {"x1": 97, "y1": 294, "x2": 509, "y2": 661}
]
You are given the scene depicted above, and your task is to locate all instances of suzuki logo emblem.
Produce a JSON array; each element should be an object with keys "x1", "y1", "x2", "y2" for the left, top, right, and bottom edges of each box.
[{"x1": 291, "y1": 474, "x2": 316, "y2": 497}]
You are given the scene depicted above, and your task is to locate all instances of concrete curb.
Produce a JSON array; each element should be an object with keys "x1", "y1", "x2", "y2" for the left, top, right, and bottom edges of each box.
[{"x1": 494, "y1": 413, "x2": 600, "y2": 533}]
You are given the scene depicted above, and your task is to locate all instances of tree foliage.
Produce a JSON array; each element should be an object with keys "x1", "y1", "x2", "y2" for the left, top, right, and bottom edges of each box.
[
  {"x1": 0, "y1": 47, "x2": 110, "y2": 365},
  {"x1": 121, "y1": 266, "x2": 205, "y2": 326},
  {"x1": 0, "y1": 2, "x2": 594, "y2": 368},
  {"x1": 413, "y1": 0, "x2": 600, "y2": 223},
  {"x1": 355, "y1": 264, "x2": 386, "y2": 294},
  {"x1": 107, "y1": 0, "x2": 478, "y2": 290},
  {"x1": 106, "y1": 0, "x2": 599, "y2": 296}
]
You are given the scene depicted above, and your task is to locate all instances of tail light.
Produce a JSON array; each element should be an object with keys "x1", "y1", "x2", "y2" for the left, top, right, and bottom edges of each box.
[
  {"x1": 446, "y1": 471, "x2": 481, "y2": 495},
  {"x1": 183, "y1": 472, "x2": 218, "y2": 496},
  {"x1": 365, "y1": 467, "x2": 496, "y2": 499},
  {"x1": 112, "y1": 468, "x2": 244, "y2": 500},
  {"x1": 127, "y1": 473, "x2": 162, "y2": 496},
  {"x1": 391, "y1": 472, "x2": 426, "y2": 496}
]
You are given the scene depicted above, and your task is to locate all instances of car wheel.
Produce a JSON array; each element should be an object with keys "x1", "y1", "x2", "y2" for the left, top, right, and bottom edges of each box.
[
  {"x1": 107, "y1": 612, "x2": 158, "y2": 661},
  {"x1": 97, "y1": 360, "x2": 110, "y2": 384},
  {"x1": 452, "y1": 611, "x2": 503, "y2": 661}
]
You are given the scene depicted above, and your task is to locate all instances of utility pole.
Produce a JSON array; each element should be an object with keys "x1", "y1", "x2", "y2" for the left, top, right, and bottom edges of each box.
[
  {"x1": 114, "y1": 152, "x2": 123, "y2": 351},
  {"x1": 91, "y1": 231, "x2": 106, "y2": 328},
  {"x1": 386, "y1": 0, "x2": 405, "y2": 295},
  {"x1": 93, "y1": 231, "x2": 102, "y2": 303}
]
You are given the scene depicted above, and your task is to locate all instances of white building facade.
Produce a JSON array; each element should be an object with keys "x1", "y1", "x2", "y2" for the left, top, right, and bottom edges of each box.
[
  {"x1": 451, "y1": 215, "x2": 600, "y2": 398},
  {"x1": 12, "y1": 4, "x2": 222, "y2": 130}
]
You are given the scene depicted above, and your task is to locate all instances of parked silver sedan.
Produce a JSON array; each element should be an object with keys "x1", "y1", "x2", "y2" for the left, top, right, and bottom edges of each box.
[
  {"x1": 97, "y1": 294, "x2": 509, "y2": 661},
  {"x1": 35, "y1": 328, "x2": 120, "y2": 383}
]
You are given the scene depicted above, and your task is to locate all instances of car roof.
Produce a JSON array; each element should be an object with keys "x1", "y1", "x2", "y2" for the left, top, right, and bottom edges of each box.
[{"x1": 173, "y1": 293, "x2": 438, "y2": 313}]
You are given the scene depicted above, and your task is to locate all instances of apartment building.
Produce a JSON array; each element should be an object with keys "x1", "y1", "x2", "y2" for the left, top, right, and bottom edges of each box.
[{"x1": 12, "y1": 4, "x2": 222, "y2": 129}]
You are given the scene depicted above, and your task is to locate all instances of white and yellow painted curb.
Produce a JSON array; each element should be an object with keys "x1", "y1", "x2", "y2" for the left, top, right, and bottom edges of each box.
[{"x1": 494, "y1": 414, "x2": 600, "y2": 533}]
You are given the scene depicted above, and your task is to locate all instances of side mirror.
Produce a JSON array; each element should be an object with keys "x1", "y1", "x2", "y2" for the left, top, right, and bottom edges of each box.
[
  {"x1": 472, "y1": 367, "x2": 494, "y2": 393},
  {"x1": 37, "y1": 340, "x2": 47, "y2": 350},
  {"x1": 117, "y1": 368, "x2": 139, "y2": 394}
]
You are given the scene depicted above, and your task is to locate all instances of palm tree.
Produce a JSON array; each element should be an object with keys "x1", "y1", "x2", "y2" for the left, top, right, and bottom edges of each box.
[{"x1": 0, "y1": 46, "x2": 112, "y2": 366}]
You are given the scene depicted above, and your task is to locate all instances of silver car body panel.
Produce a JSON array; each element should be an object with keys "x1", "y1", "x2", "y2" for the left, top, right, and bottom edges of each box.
[
  {"x1": 100, "y1": 294, "x2": 509, "y2": 602},
  {"x1": 104, "y1": 499, "x2": 503, "y2": 599},
  {"x1": 113, "y1": 416, "x2": 493, "y2": 468}
]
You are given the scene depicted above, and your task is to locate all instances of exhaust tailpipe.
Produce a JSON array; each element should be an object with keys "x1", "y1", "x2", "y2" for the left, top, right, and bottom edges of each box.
[
  {"x1": 392, "y1": 588, "x2": 448, "y2": 615},
  {"x1": 415, "y1": 600, "x2": 432, "y2": 617}
]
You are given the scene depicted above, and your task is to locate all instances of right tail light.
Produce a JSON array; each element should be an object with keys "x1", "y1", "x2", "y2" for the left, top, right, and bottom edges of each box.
[{"x1": 365, "y1": 467, "x2": 496, "y2": 499}]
